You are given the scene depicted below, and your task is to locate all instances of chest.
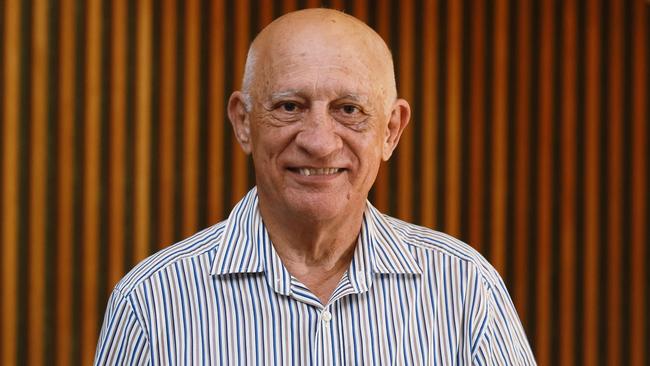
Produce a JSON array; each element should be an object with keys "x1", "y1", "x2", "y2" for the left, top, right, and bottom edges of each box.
[{"x1": 141, "y1": 274, "x2": 474, "y2": 365}]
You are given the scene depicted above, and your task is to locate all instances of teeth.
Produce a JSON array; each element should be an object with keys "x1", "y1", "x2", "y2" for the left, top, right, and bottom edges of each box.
[{"x1": 297, "y1": 168, "x2": 340, "y2": 176}]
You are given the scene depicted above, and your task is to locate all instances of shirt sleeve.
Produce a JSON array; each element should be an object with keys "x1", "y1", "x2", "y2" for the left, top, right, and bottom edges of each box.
[
  {"x1": 471, "y1": 271, "x2": 537, "y2": 365},
  {"x1": 94, "y1": 288, "x2": 151, "y2": 365}
]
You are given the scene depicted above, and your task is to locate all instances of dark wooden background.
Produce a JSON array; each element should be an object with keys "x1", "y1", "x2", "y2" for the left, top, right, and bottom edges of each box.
[{"x1": 1, "y1": 0, "x2": 648, "y2": 365}]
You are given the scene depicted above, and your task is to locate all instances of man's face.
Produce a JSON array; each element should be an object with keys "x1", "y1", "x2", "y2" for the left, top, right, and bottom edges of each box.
[{"x1": 230, "y1": 20, "x2": 409, "y2": 222}]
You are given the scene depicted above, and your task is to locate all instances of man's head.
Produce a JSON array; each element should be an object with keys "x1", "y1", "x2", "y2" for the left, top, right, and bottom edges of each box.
[{"x1": 228, "y1": 8, "x2": 410, "y2": 222}]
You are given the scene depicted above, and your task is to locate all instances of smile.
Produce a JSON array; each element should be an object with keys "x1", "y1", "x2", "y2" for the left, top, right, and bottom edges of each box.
[{"x1": 294, "y1": 168, "x2": 342, "y2": 176}]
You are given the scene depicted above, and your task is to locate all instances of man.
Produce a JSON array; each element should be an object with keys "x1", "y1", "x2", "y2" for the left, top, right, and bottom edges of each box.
[{"x1": 95, "y1": 8, "x2": 535, "y2": 365}]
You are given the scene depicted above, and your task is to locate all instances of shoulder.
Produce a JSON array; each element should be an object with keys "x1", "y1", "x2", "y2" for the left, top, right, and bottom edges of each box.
[
  {"x1": 113, "y1": 220, "x2": 228, "y2": 296},
  {"x1": 383, "y1": 214, "x2": 504, "y2": 288}
]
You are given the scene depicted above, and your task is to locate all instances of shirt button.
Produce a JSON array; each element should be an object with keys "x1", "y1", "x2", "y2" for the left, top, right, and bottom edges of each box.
[{"x1": 322, "y1": 310, "x2": 332, "y2": 322}]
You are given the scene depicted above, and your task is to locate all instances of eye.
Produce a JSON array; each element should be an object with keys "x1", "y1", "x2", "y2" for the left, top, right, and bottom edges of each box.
[
  {"x1": 268, "y1": 100, "x2": 304, "y2": 123},
  {"x1": 332, "y1": 103, "x2": 368, "y2": 130},
  {"x1": 278, "y1": 102, "x2": 299, "y2": 113},
  {"x1": 341, "y1": 104, "x2": 360, "y2": 114}
]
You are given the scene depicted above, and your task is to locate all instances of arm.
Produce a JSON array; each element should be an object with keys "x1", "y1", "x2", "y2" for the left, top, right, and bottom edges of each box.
[
  {"x1": 470, "y1": 272, "x2": 536, "y2": 365},
  {"x1": 94, "y1": 289, "x2": 151, "y2": 365}
]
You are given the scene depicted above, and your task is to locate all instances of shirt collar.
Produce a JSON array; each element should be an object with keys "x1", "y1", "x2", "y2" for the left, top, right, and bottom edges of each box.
[
  {"x1": 210, "y1": 188, "x2": 265, "y2": 275},
  {"x1": 361, "y1": 203, "x2": 422, "y2": 276},
  {"x1": 210, "y1": 187, "x2": 422, "y2": 285}
]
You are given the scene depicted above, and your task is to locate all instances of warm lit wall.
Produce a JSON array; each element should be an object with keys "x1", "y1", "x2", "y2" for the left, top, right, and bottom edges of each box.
[{"x1": 1, "y1": 0, "x2": 648, "y2": 365}]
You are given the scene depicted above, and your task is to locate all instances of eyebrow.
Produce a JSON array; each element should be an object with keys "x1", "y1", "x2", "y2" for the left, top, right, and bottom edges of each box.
[
  {"x1": 268, "y1": 90, "x2": 303, "y2": 102},
  {"x1": 335, "y1": 94, "x2": 369, "y2": 103},
  {"x1": 266, "y1": 90, "x2": 371, "y2": 104}
]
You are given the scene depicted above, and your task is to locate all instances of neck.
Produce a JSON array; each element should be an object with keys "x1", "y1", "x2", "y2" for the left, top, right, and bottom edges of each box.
[
  {"x1": 258, "y1": 197, "x2": 366, "y2": 303},
  {"x1": 259, "y1": 199, "x2": 365, "y2": 264}
]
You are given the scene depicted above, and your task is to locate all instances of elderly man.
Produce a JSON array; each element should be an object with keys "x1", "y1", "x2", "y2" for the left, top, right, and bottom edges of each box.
[{"x1": 95, "y1": 8, "x2": 535, "y2": 365}]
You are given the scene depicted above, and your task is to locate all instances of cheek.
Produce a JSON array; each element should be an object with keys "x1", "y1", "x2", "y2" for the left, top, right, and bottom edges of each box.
[
  {"x1": 347, "y1": 136, "x2": 384, "y2": 172},
  {"x1": 250, "y1": 122, "x2": 297, "y2": 161}
]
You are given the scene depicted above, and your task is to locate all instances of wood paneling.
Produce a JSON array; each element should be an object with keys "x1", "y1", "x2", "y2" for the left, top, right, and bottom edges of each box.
[
  {"x1": 559, "y1": 0, "x2": 578, "y2": 364},
  {"x1": 28, "y1": 2, "x2": 49, "y2": 365},
  {"x1": 54, "y1": 0, "x2": 76, "y2": 363},
  {"x1": 584, "y1": 1, "x2": 603, "y2": 364},
  {"x1": 181, "y1": 0, "x2": 200, "y2": 238},
  {"x1": 2, "y1": 2, "x2": 21, "y2": 365},
  {"x1": 630, "y1": 2, "x2": 648, "y2": 366},
  {"x1": 1, "y1": 0, "x2": 648, "y2": 364},
  {"x1": 81, "y1": 1, "x2": 103, "y2": 363}
]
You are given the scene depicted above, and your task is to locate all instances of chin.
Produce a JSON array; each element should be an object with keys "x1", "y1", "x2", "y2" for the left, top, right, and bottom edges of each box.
[{"x1": 285, "y1": 190, "x2": 359, "y2": 221}]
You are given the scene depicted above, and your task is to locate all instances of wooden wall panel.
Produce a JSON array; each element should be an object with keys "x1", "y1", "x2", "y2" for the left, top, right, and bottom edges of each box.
[
  {"x1": 2, "y1": 3, "x2": 21, "y2": 366},
  {"x1": 513, "y1": 0, "x2": 532, "y2": 332},
  {"x1": 630, "y1": 3, "x2": 648, "y2": 366},
  {"x1": 444, "y1": 0, "x2": 462, "y2": 237},
  {"x1": 182, "y1": 0, "x2": 200, "y2": 238},
  {"x1": 606, "y1": 1, "x2": 624, "y2": 364},
  {"x1": 535, "y1": 0, "x2": 555, "y2": 363},
  {"x1": 28, "y1": 3, "x2": 49, "y2": 365},
  {"x1": 207, "y1": 0, "x2": 225, "y2": 225},
  {"x1": 157, "y1": 0, "x2": 176, "y2": 250},
  {"x1": 559, "y1": 0, "x2": 578, "y2": 364},
  {"x1": 54, "y1": 0, "x2": 76, "y2": 363},
  {"x1": 81, "y1": 1, "x2": 103, "y2": 363},
  {"x1": 420, "y1": 0, "x2": 438, "y2": 231},
  {"x1": 583, "y1": 1, "x2": 603, "y2": 364},
  {"x1": 1, "y1": 0, "x2": 648, "y2": 365},
  {"x1": 468, "y1": 0, "x2": 486, "y2": 254}
]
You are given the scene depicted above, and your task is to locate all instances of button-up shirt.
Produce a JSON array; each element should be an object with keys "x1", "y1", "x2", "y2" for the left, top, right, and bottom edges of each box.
[{"x1": 95, "y1": 187, "x2": 536, "y2": 365}]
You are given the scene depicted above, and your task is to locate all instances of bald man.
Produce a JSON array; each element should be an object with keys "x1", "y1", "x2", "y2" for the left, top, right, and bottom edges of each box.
[{"x1": 95, "y1": 9, "x2": 535, "y2": 365}]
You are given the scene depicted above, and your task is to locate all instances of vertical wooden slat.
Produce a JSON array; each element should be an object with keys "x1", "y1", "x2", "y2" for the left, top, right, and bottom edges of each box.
[
  {"x1": 583, "y1": 0, "x2": 602, "y2": 364},
  {"x1": 1, "y1": 1, "x2": 21, "y2": 364},
  {"x1": 372, "y1": 0, "x2": 390, "y2": 212},
  {"x1": 468, "y1": 0, "x2": 486, "y2": 253},
  {"x1": 158, "y1": 0, "x2": 177, "y2": 246},
  {"x1": 81, "y1": 0, "x2": 103, "y2": 363},
  {"x1": 231, "y1": 0, "x2": 249, "y2": 205},
  {"x1": 258, "y1": 0, "x2": 274, "y2": 27},
  {"x1": 330, "y1": 0, "x2": 345, "y2": 10},
  {"x1": 283, "y1": 0, "x2": 298, "y2": 12},
  {"x1": 28, "y1": 1, "x2": 49, "y2": 364},
  {"x1": 421, "y1": 0, "x2": 438, "y2": 230},
  {"x1": 55, "y1": 0, "x2": 75, "y2": 363},
  {"x1": 351, "y1": 0, "x2": 368, "y2": 21},
  {"x1": 109, "y1": 0, "x2": 127, "y2": 288},
  {"x1": 490, "y1": 0, "x2": 509, "y2": 273},
  {"x1": 513, "y1": 0, "x2": 532, "y2": 322},
  {"x1": 207, "y1": 0, "x2": 225, "y2": 222},
  {"x1": 535, "y1": 0, "x2": 555, "y2": 363},
  {"x1": 444, "y1": 0, "x2": 462, "y2": 236},
  {"x1": 134, "y1": 0, "x2": 152, "y2": 262},
  {"x1": 560, "y1": 0, "x2": 578, "y2": 364},
  {"x1": 606, "y1": 0, "x2": 624, "y2": 364},
  {"x1": 181, "y1": 0, "x2": 200, "y2": 237},
  {"x1": 396, "y1": 0, "x2": 414, "y2": 222},
  {"x1": 630, "y1": 2, "x2": 647, "y2": 366}
]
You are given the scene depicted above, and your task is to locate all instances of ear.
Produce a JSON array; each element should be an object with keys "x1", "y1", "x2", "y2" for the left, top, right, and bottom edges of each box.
[
  {"x1": 227, "y1": 91, "x2": 253, "y2": 154},
  {"x1": 382, "y1": 98, "x2": 411, "y2": 161}
]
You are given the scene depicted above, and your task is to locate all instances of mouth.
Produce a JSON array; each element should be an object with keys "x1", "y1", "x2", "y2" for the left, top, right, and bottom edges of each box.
[{"x1": 288, "y1": 167, "x2": 344, "y2": 177}]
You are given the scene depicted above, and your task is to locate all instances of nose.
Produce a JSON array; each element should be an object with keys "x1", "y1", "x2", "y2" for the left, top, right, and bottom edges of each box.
[{"x1": 294, "y1": 106, "x2": 342, "y2": 158}]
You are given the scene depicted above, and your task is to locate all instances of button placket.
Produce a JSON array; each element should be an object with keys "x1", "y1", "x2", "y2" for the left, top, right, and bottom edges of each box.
[{"x1": 315, "y1": 306, "x2": 335, "y2": 365}]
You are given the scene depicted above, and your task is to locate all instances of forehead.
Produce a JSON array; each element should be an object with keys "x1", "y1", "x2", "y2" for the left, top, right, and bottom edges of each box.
[
  {"x1": 255, "y1": 40, "x2": 387, "y2": 102},
  {"x1": 267, "y1": 63, "x2": 375, "y2": 97}
]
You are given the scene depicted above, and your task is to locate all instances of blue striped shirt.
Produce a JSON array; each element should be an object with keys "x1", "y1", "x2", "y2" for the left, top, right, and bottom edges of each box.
[{"x1": 95, "y1": 187, "x2": 536, "y2": 365}]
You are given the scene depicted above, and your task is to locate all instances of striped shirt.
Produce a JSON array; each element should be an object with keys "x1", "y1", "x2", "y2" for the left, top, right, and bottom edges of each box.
[{"x1": 95, "y1": 187, "x2": 536, "y2": 365}]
